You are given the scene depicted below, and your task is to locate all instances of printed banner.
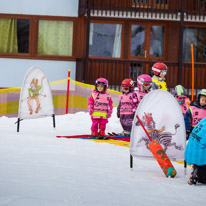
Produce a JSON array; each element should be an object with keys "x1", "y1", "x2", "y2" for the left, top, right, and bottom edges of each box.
[
  {"x1": 130, "y1": 90, "x2": 186, "y2": 161},
  {"x1": 18, "y1": 67, "x2": 54, "y2": 119}
]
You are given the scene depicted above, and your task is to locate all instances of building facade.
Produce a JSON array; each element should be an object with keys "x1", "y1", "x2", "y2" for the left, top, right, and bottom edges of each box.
[{"x1": 1, "y1": 0, "x2": 206, "y2": 96}]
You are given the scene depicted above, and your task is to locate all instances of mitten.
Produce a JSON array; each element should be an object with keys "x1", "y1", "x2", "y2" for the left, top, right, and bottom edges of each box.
[{"x1": 107, "y1": 113, "x2": 111, "y2": 118}]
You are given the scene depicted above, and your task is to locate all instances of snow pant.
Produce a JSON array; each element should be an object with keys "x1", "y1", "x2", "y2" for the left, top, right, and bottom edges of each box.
[
  {"x1": 120, "y1": 114, "x2": 134, "y2": 132},
  {"x1": 91, "y1": 118, "x2": 108, "y2": 132}
]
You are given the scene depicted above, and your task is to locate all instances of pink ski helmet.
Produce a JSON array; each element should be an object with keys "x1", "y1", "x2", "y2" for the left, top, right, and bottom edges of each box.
[
  {"x1": 152, "y1": 62, "x2": 168, "y2": 76},
  {"x1": 95, "y1": 77, "x2": 108, "y2": 92},
  {"x1": 137, "y1": 74, "x2": 152, "y2": 91}
]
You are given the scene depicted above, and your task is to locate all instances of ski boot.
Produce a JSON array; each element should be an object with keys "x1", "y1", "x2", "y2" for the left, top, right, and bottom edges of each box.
[
  {"x1": 91, "y1": 131, "x2": 98, "y2": 138},
  {"x1": 97, "y1": 130, "x2": 110, "y2": 140},
  {"x1": 35, "y1": 104, "x2": 41, "y2": 113},
  {"x1": 29, "y1": 108, "x2": 33, "y2": 115},
  {"x1": 123, "y1": 130, "x2": 131, "y2": 137},
  {"x1": 188, "y1": 164, "x2": 198, "y2": 185}
]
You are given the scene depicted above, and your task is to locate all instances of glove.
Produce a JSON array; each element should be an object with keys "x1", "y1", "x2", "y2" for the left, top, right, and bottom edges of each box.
[
  {"x1": 186, "y1": 130, "x2": 191, "y2": 140},
  {"x1": 117, "y1": 110, "x2": 120, "y2": 118},
  {"x1": 89, "y1": 109, "x2": 94, "y2": 115},
  {"x1": 107, "y1": 113, "x2": 111, "y2": 118}
]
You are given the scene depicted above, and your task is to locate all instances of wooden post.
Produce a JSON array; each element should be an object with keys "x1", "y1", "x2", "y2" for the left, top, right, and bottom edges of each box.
[
  {"x1": 84, "y1": 0, "x2": 91, "y2": 83},
  {"x1": 191, "y1": 43, "x2": 194, "y2": 101},
  {"x1": 66, "y1": 69, "x2": 71, "y2": 114},
  {"x1": 178, "y1": 0, "x2": 185, "y2": 85}
]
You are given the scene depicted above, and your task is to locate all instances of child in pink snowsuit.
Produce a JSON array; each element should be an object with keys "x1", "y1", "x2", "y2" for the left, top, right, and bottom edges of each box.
[
  {"x1": 88, "y1": 78, "x2": 113, "y2": 139},
  {"x1": 117, "y1": 78, "x2": 138, "y2": 136},
  {"x1": 135, "y1": 74, "x2": 153, "y2": 107}
]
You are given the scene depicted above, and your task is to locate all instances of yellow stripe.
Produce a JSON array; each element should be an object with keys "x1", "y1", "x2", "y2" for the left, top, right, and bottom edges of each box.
[
  {"x1": 84, "y1": 139, "x2": 130, "y2": 147},
  {"x1": 0, "y1": 102, "x2": 19, "y2": 114},
  {"x1": 0, "y1": 87, "x2": 21, "y2": 93},
  {"x1": 91, "y1": 112, "x2": 107, "y2": 118}
]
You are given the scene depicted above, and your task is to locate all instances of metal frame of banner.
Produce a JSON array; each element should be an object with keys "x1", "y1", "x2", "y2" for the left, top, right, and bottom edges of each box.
[{"x1": 66, "y1": 69, "x2": 71, "y2": 114}]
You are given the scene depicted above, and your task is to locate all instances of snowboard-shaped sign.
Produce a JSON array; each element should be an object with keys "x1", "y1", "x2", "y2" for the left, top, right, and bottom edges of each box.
[
  {"x1": 130, "y1": 90, "x2": 186, "y2": 161},
  {"x1": 18, "y1": 67, "x2": 54, "y2": 119}
]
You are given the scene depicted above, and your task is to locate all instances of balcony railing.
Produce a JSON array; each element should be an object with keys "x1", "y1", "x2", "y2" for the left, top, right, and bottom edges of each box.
[
  {"x1": 79, "y1": 0, "x2": 206, "y2": 21},
  {"x1": 76, "y1": 58, "x2": 206, "y2": 97}
]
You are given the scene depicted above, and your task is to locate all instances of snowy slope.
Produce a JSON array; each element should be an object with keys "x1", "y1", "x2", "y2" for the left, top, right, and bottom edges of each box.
[{"x1": 0, "y1": 110, "x2": 205, "y2": 206}]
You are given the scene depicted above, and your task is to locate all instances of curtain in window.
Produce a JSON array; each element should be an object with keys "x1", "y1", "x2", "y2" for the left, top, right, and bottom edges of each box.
[
  {"x1": 150, "y1": 26, "x2": 164, "y2": 57},
  {"x1": 112, "y1": 24, "x2": 122, "y2": 58},
  {"x1": 0, "y1": 18, "x2": 18, "y2": 53},
  {"x1": 38, "y1": 20, "x2": 73, "y2": 56}
]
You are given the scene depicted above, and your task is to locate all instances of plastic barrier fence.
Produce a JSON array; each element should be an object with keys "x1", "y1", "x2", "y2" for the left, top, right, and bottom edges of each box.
[{"x1": 0, "y1": 79, "x2": 121, "y2": 118}]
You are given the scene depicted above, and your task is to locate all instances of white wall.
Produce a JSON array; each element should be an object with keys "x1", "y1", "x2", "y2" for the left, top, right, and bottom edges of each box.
[
  {"x1": 0, "y1": 58, "x2": 76, "y2": 87},
  {"x1": 0, "y1": 0, "x2": 78, "y2": 17}
]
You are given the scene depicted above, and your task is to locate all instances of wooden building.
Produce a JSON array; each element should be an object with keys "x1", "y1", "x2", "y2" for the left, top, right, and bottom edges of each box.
[
  {"x1": 77, "y1": 0, "x2": 206, "y2": 94},
  {"x1": 1, "y1": 0, "x2": 206, "y2": 95}
]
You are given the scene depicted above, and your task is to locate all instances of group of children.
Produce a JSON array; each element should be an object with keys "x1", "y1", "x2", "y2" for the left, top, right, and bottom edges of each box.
[
  {"x1": 88, "y1": 62, "x2": 206, "y2": 185},
  {"x1": 88, "y1": 62, "x2": 168, "y2": 139}
]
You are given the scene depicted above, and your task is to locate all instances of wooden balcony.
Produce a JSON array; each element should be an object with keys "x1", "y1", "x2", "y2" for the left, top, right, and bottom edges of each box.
[
  {"x1": 79, "y1": 0, "x2": 206, "y2": 21},
  {"x1": 76, "y1": 58, "x2": 206, "y2": 97}
]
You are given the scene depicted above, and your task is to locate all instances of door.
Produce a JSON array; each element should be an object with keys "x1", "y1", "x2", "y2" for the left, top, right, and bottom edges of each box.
[{"x1": 129, "y1": 23, "x2": 166, "y2": 77}]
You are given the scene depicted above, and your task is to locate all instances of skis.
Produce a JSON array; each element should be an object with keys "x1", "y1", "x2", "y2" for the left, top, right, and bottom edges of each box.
[{"x1": 57, "y1": 134, "x2": 130, "y2": 142}]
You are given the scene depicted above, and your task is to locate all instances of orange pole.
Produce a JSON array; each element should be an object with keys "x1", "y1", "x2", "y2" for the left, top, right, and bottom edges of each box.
[
  {"x1": 66, "y1": 69, "x2": 71, "y2": 114},
  {"x1": 191, "y1": 44, "x2": 194, "y2": 101}
]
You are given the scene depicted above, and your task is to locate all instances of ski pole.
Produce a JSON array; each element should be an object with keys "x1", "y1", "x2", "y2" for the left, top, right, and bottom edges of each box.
[{"x1": 136, "y1": 115, "x2": 152, "y2": 141}]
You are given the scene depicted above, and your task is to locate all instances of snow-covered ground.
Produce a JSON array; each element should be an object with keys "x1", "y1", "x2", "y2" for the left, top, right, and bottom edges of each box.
[{"x1": 0, "y1": 109, "x2": 205, "y2": 206}]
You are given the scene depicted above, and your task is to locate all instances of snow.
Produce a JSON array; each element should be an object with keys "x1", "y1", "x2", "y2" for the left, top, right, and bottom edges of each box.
[{"x1": 0, "y1": 109, "x2": 205, "y2": 206}]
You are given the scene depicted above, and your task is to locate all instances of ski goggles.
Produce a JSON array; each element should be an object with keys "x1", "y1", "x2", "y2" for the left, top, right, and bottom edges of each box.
[
  {"x1": 161, "y1": 70, "x2": 167, "y2": 75},
  {"x1": 177, "y1": 96, "x2": 186, "y2": 101},
  {"x1": 142, "y1": 82, "x2": 152, "y2": 87},
  {"x1": 122, "y1": 87, "x2": 129, "y2": 91},
  {"x1": 96, "y1": 81, "x2": 106, "y2": 85}
]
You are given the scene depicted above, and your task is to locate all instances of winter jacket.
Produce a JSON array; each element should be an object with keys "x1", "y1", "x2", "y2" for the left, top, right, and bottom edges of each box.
[
  {"x1": 117, "y1": 92, "x2": 138, "y2": 116},
  {"x1": 152, "y1": 75, "x2": 167, "y2": 91},
  {"x1": 184, "y1": 101, "x2": 206, "y2": 132},
  {"x1": 185, "y1": 117, "x2": 206, "y2": 166},
  {"x1": 88, "y1": 90, "x2": 113, "y2": 119}
]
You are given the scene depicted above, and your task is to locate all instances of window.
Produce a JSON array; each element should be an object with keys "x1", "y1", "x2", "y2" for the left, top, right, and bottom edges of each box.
[
  {"x1": 132, "y1": 0, "x2": 168, "y2": 8},
  {"x1": 38, "y1": 20, "x2": 73, "y2": 56},
  {"x1": 0, "y1": 18, "x2": 29, "y2": 53},
  {"x1": 0, "y1": 15, "x2": 75, "y2": 60},
  {"x1": 89, "y1": 23, "x2": 122, "y2": 58},
  {"x1": 183, "y1": 27, "x2": 206, "y2": 62},
  {"x1": 131, "y1": 25, "x2": 146, "y2": 57}
]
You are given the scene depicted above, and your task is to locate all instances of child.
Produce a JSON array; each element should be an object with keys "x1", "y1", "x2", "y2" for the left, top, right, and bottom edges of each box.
[
  {"x1": 88, "y1": 78, "x2": 113, "y2": 139},
  {"x1": 151, "y1": 62, "x2": 168, "y2": 91},
  {"x1": 185, "y1": 117, "x2": 206, "y2": 185},
  {"x1": 117, "y1": 78, "x2": 138, "y2": 136},
  {"x1": 171, "y1": 85, "x2": 190, "y2": 117},
  {"x1": 135, "y1": 74, "x2": 153, "y2": 106},
  {"x1": 184, "y1": 89, "x2": 206, "y2": 140}
]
